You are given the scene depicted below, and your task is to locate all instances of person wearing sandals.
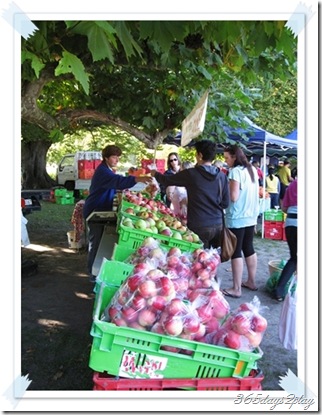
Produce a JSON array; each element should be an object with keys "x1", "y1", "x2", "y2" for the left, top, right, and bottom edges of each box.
[
  {"x1": 273, "y1": 175, "x2": 298, "y2": 301},
  {"x1": 221, "y1": 145, "x2": 260, "y2": 299}
]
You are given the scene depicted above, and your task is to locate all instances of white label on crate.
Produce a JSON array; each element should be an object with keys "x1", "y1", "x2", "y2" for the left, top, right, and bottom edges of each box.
[{"x1": 118, "y1": 350, "x2": 168, "y2": 379}]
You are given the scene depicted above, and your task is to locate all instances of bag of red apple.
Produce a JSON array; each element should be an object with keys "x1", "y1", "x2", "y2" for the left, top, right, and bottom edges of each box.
[
  {"x1": 186, "y1": 285, "x2": 231, "y2": 338},
  {"x1": 102, "y1": 264, "x2": 178, "y2": 329},
  {"x1": 209, "y1": 296, "x2": 267, "y2": 353},
  {"x1": 124, "y1": 237, "x2": 168, "y2": 268},
  {"x1": 144, "y1": 177, "x2": 160, "y2": 199}
]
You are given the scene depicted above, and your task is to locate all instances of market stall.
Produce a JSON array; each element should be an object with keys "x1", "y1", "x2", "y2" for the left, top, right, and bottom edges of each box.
[{"x1": 87, "y1": 187, "x2": 269, "y2": 390}]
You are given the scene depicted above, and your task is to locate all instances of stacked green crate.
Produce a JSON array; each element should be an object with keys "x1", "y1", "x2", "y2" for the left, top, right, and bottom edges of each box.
[{"x1": 55, "y1": 189, "x2": 75, "y2": 205}]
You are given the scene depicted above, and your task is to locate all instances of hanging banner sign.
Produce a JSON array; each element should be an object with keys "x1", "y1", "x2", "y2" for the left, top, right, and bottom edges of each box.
[{"x1": 181, "y1": 90, "x2": 209, "y2": 147}]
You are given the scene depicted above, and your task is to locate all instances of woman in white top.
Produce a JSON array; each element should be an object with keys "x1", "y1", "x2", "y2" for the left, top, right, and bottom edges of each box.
[
  {"x1": 222, "y1": 145, "x2": 259, "y2": 298},
  {"x1": 167, "y1": 161, "x2": 194, "y2": 224}
]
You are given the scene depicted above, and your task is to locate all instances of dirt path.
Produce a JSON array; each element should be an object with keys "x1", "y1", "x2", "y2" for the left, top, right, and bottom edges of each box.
[{"x1": 21, "y1": 205, "x2": 297, "y2": 391}]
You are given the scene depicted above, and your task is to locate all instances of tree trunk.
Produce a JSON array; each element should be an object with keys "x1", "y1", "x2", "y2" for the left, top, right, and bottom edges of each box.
[{"x1": 21, "y1": 140, "x2": 56, "y2": 189}]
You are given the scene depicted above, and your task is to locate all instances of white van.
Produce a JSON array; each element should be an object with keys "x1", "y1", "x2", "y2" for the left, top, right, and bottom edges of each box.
[{"x1": 56, "y1": 151, "x2": 101, "y2": 190}]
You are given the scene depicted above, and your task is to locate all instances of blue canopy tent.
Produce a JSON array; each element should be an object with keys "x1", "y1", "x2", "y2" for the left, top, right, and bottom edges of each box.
[
  {"x1": 164, "y1": 118, "x2": 297, "y2": 158},
  {"x1": 286, "y1": 129, "x2": 297, "y2": 140}
]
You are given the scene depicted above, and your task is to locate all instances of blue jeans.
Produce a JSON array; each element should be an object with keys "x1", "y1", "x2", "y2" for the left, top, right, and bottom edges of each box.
[
  {"x1": 269, "y1": 193, "x2": 280, "y2": 208},
  {"x1": 275, "y1": 226, "x2": 297, "y2": 298},
  {"x1": 87, "y1": 222, "x2": 105, "y2": 277}
]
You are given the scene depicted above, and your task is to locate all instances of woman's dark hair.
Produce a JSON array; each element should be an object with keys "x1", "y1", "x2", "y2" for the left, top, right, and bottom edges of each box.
[
  {"x1": 224, "y1": 144, "x2": 255, "y2": 182},
  {"x1": 102, "y1": 145, "x2": 122, "y2": 159},
  {"x1": 166, "y1": 152, "x2": 182, "y2": 170},
  {"x1": 268, "y1": 166, "x2": 275, "y2": 180},
  {"x1": 291, "y1": 167, "x2": 297, "y2": 179},
  {"x1": 194, "y1": 140, "x2": 217, "y2": 162}
]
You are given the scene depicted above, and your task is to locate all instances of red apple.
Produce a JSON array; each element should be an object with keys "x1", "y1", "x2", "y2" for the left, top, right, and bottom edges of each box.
[
  {"x1": 175, "y1": 263, "x2": 191, "y2": 278},
  {"x1": 192, "y1": 323, "x2": 207, "y2": 340},
  {"x1": 151, "y1": 322, "x2": 165, "y2": 334},
  {"x1": 138, "y1": 308, "x2": 157, "y2": 327},
  {"x1": 224, "y1": 330, "x2": 241, "y2": 350},
  {"x1": 127, "y1": 273, "x2": 145, "y2": 292},
  {"x1": 163, "y1": 316, "x2": 184, "y2": 336},
  {"x1": 146, "y1": 268, "x2": 165, "y2": 281},
  {"x1": 209, "y1": 297, "x2": 230, "y2": 319},
  {"x1": 138, "y1": 280, "x2": 157, "y2": 298},
  {"x1": 113, "y1": 317, "x2": 128, "y2": 327},
  {"x1": 231, "y1": 313, "x2": 252, "y2": 335},
  {"x1": 251, "y1": 314, "x2": 268, "y2": 333},
  {"x1": 196, "y1": 304, "x2": 213, "y2": 323},
  {"x1": 121, "y1": 306, "x2": 138, "y2": 323},
  {"x1": 159, "y1": 276, "x2": 175, "y2": 297},
  {"x1": 147, "y1": 295, "x2": 167, "y2": 311},
  {"x1": 197, "y1": 268, "x2": 210, "y2": 280},
  {"x1": 192, "y1": 248, "x2": 204, "y2": 259},
  {"x1": 244, "y1": 330, "x2": 262, "y2": 348},
  {"x1": 117, "y1": 290, "x2": 130, "y2": 306},
  {"x1": 238, "y1": 302, "x2": 254, "y2": 312},
  {"x1": 167, "y1": 247, "x2": 182, "y2": 257},
  {"x1": 205, "y1": 317, "x2": 220, "y2": 333},
  {"x1": 131, "y1": 294, "x2": 147, "y2": 310},
  {"x1": 167, "y1": 298, "x2": 186, "y2": 316},
  {"x1": 183, "y1": 315, "x2": 201, "y2": 334},
  {"x1": 173, "y1": 277, "x2": 189, "y2": 293},
  {"x1": 167, "y1": 255, "x2": 181, "y2": 269},
  {"x1": 108, "y1": 306, "x2": 119, "y2": 320},
  {"x1": 128, "y1": 321, "x2": 146, "y2": 331}
]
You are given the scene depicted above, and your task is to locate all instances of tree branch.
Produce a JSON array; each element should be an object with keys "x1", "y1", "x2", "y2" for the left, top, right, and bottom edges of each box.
[{"x1": 59, "y1": 109, "x2": 170, "y2": 149}]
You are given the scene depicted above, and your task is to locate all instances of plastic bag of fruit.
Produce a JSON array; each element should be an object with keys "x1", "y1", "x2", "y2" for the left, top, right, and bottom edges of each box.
[
  {"x1": 209, "y1": 296, "x2": 267, "y2": 353},
  {"x1": 144, "y1": 177, "x2": 160, "y2": 199},
  {"x1": 102, "y1": 264, "x2": 177, "y2": 329}
]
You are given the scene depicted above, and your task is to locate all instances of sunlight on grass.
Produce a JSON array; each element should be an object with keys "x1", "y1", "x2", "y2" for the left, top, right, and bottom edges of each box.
[
  {"x1": 37, "y1": 318, "x2": 67, "y2": 328},
  {"x1": 24, "y1": 244, "x2": 54, "y2": 252},
  {"x1": 24, "y1": 244, "x2": 81, "y2": 254},
  {"x1": 74, "y1": 291, "x2": 95, "y2": 300}
]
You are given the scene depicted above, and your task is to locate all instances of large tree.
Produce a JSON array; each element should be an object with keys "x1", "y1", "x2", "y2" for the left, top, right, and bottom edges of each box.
[{"x1": 21, "y1": 20, "x2": 297, "y2": 188}]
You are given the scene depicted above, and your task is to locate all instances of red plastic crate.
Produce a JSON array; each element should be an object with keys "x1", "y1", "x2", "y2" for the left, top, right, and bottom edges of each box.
[
  {"x1": 78, "y1": 160, "x2": 94, "y2": 170},
  {"x1": 79, "y1": 169, "x2": 95, "y2": 179},
  {"x1": 282, "y1": 223, "x2": 287, "y2": 241},
  {"x1": 264, "y1": 221, "x2": 283, "y2": 240},
  {"x1": 141, "y1": 159, "x2": 165, "y2": 173},
  {"x1": 93, "y1": 369, "x2": 264, "y2": 391},
  {"x1": 94, "y1": 159, "x2": 102, "y2": 169}
]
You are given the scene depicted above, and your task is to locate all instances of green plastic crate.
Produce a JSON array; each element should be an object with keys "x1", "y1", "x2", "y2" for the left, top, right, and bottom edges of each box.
[
  {"x1": 264, "y1": 209, "x2": 284, "y2": 221},
  {"x1": 118, "y1": 220, "x2": 202, "y2": 252},
  {"x1": 111, "y1": 244, "x2": 136, "y2": 262},
  {"x1": 92, "y1": 258, "x2": 134, "y2": 311},
  {"x1": 54, "y1": 188, "x2": 67, "y2": 196},
  {"x1": 89, "y1": 283, "x2": 262, "y2": 379},
  {"x1": 55, "y1": 196, "x2": 75, "y2": 205},
  {"x1": 97, "y1": 258, "x2": 134, "y2": 286}
]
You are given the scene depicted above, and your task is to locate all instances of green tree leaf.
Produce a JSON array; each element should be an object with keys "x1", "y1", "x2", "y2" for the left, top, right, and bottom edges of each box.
[
  {"x1": 21, "y1": 51, "x2": 45, "y2": 78},
  {"x1": 55, "y1": 51, "x2": 89, "y2": 94}
]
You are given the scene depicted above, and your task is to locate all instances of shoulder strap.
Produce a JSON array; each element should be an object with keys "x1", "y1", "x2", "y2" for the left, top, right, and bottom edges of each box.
[{"x1": 217, "y1": 175, "x2": 226, "y2": 227}]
